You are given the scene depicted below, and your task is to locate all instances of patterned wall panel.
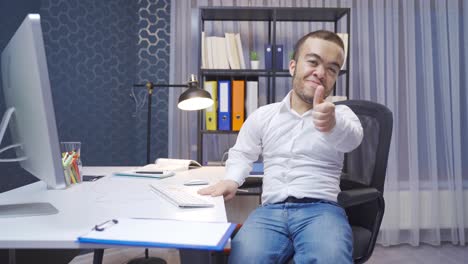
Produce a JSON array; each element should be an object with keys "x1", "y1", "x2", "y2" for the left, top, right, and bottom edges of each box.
[
  {"x1": 135, "y1": 0, "x2": 171, "y2": 163},
  {"x1": 39, "y1": 0, "x2": 171, "y2": 166},
  {"x1": 0, "y1": 0, "x2": 171, "y2": 192},
  {"x1": 40, "y1": 0, "x2": 139, "y2": 166}
]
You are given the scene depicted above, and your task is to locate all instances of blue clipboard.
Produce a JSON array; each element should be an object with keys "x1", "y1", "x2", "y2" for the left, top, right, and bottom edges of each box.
[{"x1": 78, "y1": 218, "x2": 237, "y2": 251}]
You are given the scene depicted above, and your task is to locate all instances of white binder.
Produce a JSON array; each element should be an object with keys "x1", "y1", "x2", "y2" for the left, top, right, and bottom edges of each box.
[{"x1": 246, "y1": 81, "x2": 259, "y2": 117}]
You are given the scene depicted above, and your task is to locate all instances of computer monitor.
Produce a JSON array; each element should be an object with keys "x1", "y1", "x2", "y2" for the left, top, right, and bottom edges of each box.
[{"x1": 0, "y1": 14, "x2": 65, "y2": 217}]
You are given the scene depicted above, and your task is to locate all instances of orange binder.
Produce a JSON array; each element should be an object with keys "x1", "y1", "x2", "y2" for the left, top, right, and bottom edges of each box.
[{"x1": 231, "y1": 80, "x2": 245, "y2": 131}]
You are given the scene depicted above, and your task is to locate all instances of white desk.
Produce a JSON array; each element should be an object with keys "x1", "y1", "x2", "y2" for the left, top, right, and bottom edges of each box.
[{"x1": 0, "y1": 166, "x2": 227, "y2": 249}]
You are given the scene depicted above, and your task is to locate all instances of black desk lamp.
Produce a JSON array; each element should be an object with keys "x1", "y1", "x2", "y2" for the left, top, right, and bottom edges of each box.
[
  {"x1": 134, "y1": 74, "x2": 213, "y2": 164},
  {"x1": 127, "y1": 74, "x2": 212, "y2": 264}
]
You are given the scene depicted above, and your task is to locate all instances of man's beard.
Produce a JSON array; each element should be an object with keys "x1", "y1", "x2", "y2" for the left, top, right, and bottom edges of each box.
[
  {"x1": 292, "y1": 74, "x2": 315, "y2": 105},
  {"x1": 294, "y1": 87, "x2": 315, "y2": 105}
]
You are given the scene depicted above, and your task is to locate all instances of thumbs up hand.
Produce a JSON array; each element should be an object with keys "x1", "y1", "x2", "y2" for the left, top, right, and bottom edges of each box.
[{"x1": 312, "y1": 86, "x2": 336, "y2": 133}]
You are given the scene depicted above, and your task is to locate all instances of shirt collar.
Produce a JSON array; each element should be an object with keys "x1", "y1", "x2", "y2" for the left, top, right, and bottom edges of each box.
[
  {"x1": 279, "y1": 91, "x2": 292, "y2": 113},
  {"x1": 280, "y1": 90, "x2": 313, "y2": 117}
]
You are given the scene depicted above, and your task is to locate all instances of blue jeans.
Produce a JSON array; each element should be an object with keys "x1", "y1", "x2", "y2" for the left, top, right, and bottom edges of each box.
[{"x1": 229, "y1": 200, "x2": 353, "y2": 264}]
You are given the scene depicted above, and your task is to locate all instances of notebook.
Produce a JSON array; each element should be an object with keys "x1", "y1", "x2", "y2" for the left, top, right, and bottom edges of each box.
[{"x1": 113, "y1": 158, "x2": 202, "y2": 178}]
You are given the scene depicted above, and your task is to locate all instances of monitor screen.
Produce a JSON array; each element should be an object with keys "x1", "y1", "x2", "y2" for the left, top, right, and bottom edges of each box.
[{"x1": 1, "y1": 14, "x2": 66, "y2": 190}]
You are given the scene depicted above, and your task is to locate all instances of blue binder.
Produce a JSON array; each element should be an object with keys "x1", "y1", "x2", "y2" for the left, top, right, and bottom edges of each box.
[
  {"x1": 265, "y1": 44, "x2": 283, "y2": 70},
  {"x1": 218, "y1": 80, "x2": 231, "y2": 130},
  {"x1": 275, "y1": 44, "x2": 283, "y2": 70},
  {"x1": 264, "y1": 44, "x2": 273, "y2": 69}
]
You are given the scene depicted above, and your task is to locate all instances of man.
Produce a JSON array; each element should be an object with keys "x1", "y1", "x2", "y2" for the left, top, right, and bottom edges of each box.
[{"x1": 199, "y1": 30, "x2": 363, "y2": 263}]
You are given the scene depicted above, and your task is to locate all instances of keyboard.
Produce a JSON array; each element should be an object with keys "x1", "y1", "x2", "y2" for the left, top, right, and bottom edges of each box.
[{"x1": 150, "y1": 184, "x2": 214, "y2": 208}]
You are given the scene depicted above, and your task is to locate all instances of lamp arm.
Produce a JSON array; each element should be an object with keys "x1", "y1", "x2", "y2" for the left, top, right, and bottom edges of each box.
[
  {"x1": 132, "y1": 83, "x2": 188, "y2": 88},
  {"x1": 132, "y1": 82, "x2": 190, "y2": 164}
]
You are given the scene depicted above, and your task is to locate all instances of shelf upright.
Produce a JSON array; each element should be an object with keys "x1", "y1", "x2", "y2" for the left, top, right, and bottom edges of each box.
[{"x1": 196, "y1": 7, "x2": 350, "y2": 163}]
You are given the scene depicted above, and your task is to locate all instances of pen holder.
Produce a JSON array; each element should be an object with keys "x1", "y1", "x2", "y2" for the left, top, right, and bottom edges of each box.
[{"x1": 61, "y1": 141, "x2": 82, "y2": 186}]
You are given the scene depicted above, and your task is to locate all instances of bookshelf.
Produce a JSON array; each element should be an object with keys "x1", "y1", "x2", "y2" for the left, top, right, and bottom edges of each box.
[{"x1": 196, "y1": 6, "x2": 351, "y2": 164}]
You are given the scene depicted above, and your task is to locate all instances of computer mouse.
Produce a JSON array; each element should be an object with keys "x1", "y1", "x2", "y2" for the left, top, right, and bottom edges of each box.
[{"x1": 183, "y1": 179, "x2": 209, "y2": 186}]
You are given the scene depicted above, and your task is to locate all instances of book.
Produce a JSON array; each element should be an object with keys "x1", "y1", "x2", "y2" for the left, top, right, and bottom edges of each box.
[
  {"x1": 113, "y1": 159, "x2": 201, "y2": 178},
  {"x1": 224, "y1": 32, "x2": 240, "y2": 69},
  {"x1": 206, "y1": 36, "x2": 215, "y2": 69},
  {"x1": 234, "y1": 33, "x2": 246, "y2": 69},
  {"x1": 212, "y1": 37, "x2": 229, "y2": 69},
  {"x1": 151, "y1": 158, "x2": 202, "y2": 171},
  {"x1": 78, "y1": 218, "x2": 237, "y2": 251},
  {"x1": 201, "y1": 31, "x2": 208, "y2": 69}
]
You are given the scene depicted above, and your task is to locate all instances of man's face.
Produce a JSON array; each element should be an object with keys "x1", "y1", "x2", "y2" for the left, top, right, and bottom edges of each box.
[{"x1": 289, "y1": 37, "x2": 344, "y2": 105}]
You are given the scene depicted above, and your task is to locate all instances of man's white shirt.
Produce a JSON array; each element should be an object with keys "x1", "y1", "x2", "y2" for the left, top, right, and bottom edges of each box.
[{"x1": 225, "y1": 91, "x2": 363, "y2": 205}]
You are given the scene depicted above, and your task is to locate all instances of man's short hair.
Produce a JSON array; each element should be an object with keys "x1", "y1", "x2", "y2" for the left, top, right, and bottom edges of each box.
[{"x1": 291, "y1": 30, "x2": 344, "y2": 61}]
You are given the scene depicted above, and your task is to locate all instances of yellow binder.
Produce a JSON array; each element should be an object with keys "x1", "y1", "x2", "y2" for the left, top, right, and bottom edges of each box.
[
  {"x1": 232, "y1": 80, "x2": 245, "y2": 131},
  {"x1": 204, "y1": 81, "x2": 217, "y2": 130}
]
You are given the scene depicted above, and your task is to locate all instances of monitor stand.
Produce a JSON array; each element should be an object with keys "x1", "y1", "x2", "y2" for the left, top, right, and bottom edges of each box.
[
  {"x1": 0, "y1": 108, "x2": 15, "y2": 146},
  {"x1": 0, "y1": 203, "x2": 58, "y2": 218},
  {"x1": 0, "y1": 108, "x2": 59, "y2": 218},
  {"x1": 0, "y1": 107, "x2": 26, "y2": 162}
]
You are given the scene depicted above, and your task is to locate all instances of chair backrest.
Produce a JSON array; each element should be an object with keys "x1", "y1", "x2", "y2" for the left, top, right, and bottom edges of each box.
[{"x1": 335, "y1": 100, "x2": 393, "y2": 193}]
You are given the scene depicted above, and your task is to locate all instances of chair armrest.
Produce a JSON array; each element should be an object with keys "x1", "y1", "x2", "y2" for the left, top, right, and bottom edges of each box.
[
  {"x1": 338, "y1": 188, "x2": 381, "y2": 208},
  {"x1": 240, "y1": 177, "x2": 263, "y2": 188}
]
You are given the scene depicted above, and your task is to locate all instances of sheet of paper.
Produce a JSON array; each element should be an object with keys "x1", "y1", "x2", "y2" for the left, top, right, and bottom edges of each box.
[{"x1": 78, "y1": 218, "x2": 236, "y2": 251}]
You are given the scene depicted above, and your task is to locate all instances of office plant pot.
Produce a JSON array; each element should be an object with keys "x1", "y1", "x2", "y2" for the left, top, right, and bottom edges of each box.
[{"x1": 250, "y1": 60, "x2": 259, "y2": 69}]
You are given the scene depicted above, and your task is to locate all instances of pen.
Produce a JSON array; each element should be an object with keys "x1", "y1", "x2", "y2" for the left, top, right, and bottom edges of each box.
[
  {"x1": 237, "y1": 189, "x2": 249, "y2": 193},
  {"x1": 135, "y1": 171, "x2": 164, "y2": 174}
]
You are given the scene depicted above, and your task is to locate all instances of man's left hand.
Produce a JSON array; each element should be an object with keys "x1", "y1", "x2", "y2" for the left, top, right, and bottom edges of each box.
[{"x1": 312, "y1": 85, "x2": 336, "y2": 133}]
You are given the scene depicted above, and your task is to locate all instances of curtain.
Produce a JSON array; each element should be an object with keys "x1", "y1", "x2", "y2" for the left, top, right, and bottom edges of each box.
[{"x1": 169, "y1": 0, "x2": 467, "y2": 246}]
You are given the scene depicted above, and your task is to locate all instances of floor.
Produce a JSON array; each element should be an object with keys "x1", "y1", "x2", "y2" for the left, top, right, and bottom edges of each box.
[
  {"x1": 70, "y1": 248, "x2": 180, "y2": 264},
  {"x1": 367, "y1": 243, "x2": 468, "y2": 264},
  {"x1": 69, "y1": 243, "x2": 468, "y2": 264}
]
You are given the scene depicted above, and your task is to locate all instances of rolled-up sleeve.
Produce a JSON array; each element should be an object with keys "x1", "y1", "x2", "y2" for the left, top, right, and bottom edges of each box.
[
  {"x1": 224, "y1": 110, "x2": 264, "y2": 186},
  {"x1": 322, "y1": 105, "x2": 363, "y2": 153}
]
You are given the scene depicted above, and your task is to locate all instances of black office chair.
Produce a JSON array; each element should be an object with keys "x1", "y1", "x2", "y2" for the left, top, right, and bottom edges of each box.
[
  {"x1": 335, "y1": 100, "x2": 393, "y2": 263},
  {"x1": 214, "y1": 100, "x2": 393, "y2": 264}
]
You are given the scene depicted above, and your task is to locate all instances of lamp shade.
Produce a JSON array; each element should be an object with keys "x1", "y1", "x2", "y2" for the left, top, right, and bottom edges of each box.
[{"x1": 177, "y1": 74, "x2": 213, "y2": 111}]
